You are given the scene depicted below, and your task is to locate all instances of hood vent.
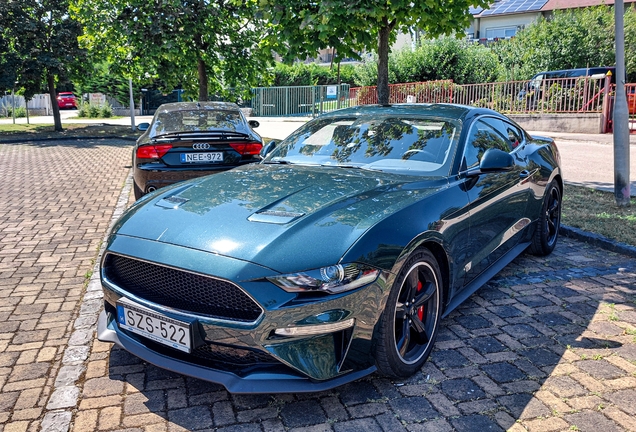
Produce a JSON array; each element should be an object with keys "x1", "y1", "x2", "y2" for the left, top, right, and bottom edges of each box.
[{"x1": 248, "y1": 210, "x2": 305, "y2": 224}]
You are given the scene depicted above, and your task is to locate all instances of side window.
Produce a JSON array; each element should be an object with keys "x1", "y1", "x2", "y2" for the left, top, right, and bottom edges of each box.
[
  {"x1": 482, "y1": 117, "x2": 523, "y2": 150},
  {"x1": 463, "y1": 119, "x2": 511, "y2": 169}
]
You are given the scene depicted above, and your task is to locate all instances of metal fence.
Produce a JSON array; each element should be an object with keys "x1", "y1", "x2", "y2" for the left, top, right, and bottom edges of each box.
[
  {"x1": 350, "y1": 76, "x2": 611, "y2": 114},
  {"x1": 250, "y1": 84, "x2": 351, "y2": 117},
  {"x1": 350, "y1": 80, "x2": 454, "y2": 105},
  {"x1": 605, "y1": 83, "x2": 636, "y2": 133},
  {"x1": 454, "y1": 76, "x2": 609, "y2": 114}
]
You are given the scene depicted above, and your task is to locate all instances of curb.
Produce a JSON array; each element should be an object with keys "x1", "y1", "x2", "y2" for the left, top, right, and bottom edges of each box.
[
  {"x1": 0, "y1": 135, "x2": 137, "y2": 144},
  {"x1": 560, "y1": 224, "x2": 636, "y2": 258}
]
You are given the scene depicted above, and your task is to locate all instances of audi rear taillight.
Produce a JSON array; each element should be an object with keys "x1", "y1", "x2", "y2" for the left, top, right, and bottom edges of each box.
[
  {"x1": 229, "y1": 142, "x2": 263, "y2": 155},
  {"x1": 136, "y1": 144, "x2": 172, "y2": 159}
]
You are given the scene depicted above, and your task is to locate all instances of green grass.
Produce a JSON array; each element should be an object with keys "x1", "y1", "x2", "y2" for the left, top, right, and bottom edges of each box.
[{"x1": 562, "y1": 184, "x2": 636, "y2": 247}]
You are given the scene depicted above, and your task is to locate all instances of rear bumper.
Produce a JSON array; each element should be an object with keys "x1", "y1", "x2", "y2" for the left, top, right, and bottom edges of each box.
[
  {"x1": 97, "y1": 309, "x2": 375, "y2": 393},
  {"x1": 133, "y1": 164, "x2": 249, "y2": 194}
]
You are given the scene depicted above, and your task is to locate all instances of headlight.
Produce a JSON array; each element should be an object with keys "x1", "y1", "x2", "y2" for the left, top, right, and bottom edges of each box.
[{"x1": 268, "y1": 263, "x2": 380, "y2": 294}]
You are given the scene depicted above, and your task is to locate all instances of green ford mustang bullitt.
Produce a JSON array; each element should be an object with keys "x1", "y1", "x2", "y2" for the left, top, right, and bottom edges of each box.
[{"x1": 97, "y1": 103, "x2": 562, "y2": 393}]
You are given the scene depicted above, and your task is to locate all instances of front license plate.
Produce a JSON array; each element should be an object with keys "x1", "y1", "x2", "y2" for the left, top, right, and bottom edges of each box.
[
  {"x1": 180, "y1": 152, "x2": 223, "y2": 163},
  {"x1": 116, "y1": 298, "x2": 192, "y2": 353}
]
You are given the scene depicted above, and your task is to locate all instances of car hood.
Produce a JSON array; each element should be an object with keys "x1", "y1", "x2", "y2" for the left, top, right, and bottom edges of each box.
[{"x1": 113, "y1": 164, "x2": 446, "y2": 273}]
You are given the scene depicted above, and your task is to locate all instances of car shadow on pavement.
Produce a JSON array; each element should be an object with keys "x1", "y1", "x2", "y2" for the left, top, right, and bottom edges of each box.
[{"x1": 97, "y1": 237, "x2": 636, "y2": 431}]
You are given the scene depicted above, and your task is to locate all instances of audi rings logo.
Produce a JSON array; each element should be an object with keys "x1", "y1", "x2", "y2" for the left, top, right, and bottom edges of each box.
[{"x1": 192, "y1": 143, "x2": 210, "y2": 150}]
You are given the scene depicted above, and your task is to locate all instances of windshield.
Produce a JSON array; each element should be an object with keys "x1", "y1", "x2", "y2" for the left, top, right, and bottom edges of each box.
[
  {"x1": 150, "y1": 110, "x2": 244, "y2": 136},
  {"x1": 264, "y1": 115, "x2": 460, "y2": 175}
]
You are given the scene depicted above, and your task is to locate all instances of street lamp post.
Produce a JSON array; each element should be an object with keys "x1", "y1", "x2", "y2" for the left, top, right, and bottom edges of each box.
[
  {"x1": 614, "y1": 0, "x2": 630, "y2": 206},
  {"x1": 11, "y1": 82, "x2": 16, "y2": 125}
]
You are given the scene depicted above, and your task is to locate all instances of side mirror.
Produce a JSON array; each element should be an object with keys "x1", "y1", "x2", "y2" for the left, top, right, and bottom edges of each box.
[
  {"x1": 137, "y1": 122, "x2": 150, "y2": 132},
  {"x1": 248, "y1": 120, "x2": 260, "y2": 129},
  {"x1": 260, "y1": 140, "x2": 278, "y2": 158},
  {"x1": 462, "y1": 148, "x2": 514, "y2": 178}
]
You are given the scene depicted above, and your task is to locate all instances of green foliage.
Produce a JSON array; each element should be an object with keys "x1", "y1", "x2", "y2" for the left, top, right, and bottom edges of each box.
[
  {"x1": 492, "y1": 6, "x2": 636, "y2": 81},
  {"x1": 352, "y1": 38, "x2": 502, "y2": 87},
  {"x1": 5, "y1": 106, "x2": 27, "y2": 118},
  {"x1": 99, "y1": 102, "x2": 112, "y2": 118},
  {"x1": 393, "y1": 38, "x2": 502, "y2": 85},
  {"x1": 71, "y1": 0, "x2": 272, "y2": 101},
  {"x1": 261, "y1": 0, "x2": 490, "y2": 104},
  {"x1": 77, "y1": 100, "x2": 111, "y2": 118},
  {"x1": 73, "y1": 62, "x2": 133, "y2": 106},
  {"x1": 0, "y1": 0, "x2": 86, "y2": 131},
  {"x1": 87, "y1": 103, "x2": 100, "y2": 118},
  {"x1": 262, "y1": 63, "x2": 358, "y2": 87},
  {"x1": 76, "y1": 101, "x2": 89, "y2": 118}
]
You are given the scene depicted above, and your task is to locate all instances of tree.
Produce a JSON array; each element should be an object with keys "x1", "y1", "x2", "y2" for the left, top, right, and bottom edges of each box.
[
  {"x1": 71, "y1": 0, "x2": 271, "y2": 102},
  {"x1": 491, "y1": 6, "x2": 636, "y2": 81},
  {"x1": 262, "y1": 0, "x2": 490, "y2": 104},
  {"x1": 0, "y1": 0, "x2": 86, "y2": 131},
  {"x1": 355, "y1": 37, "x2": 502, "y2": 86}
]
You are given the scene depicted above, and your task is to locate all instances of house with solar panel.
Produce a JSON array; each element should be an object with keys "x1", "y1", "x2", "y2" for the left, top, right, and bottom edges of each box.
[{"x1": 466, "y1": 0, "x2": 635, "y2": 43}]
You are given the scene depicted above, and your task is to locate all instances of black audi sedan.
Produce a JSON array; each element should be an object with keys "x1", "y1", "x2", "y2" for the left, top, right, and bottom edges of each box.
[{"x1": 132, "y1": 102, "x2": 263, "y2": 199}]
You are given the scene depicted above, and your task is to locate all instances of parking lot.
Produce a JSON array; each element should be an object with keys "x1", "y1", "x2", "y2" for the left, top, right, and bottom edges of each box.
[{"x1": 0, "y1": 137, "x2": 635, "y2": 432}]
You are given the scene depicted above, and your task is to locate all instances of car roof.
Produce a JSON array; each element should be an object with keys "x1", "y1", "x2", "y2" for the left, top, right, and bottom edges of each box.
[
  {"x1": 155, "y1": 101, "x2": 240, "y2": 113},
  {"x1": 319, "y1": 103, "x2": 496, "y2": 123}
]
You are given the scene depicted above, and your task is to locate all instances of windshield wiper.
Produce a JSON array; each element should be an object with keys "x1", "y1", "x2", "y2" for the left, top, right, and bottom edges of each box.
[{"x1": 263, "y1": 159, "x2": 292, "y2": 164}]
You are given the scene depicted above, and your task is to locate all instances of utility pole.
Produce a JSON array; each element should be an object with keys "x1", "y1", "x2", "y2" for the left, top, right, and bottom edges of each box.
[
  {"x1": 129, "y1": 78, "x2": 136, "y2": 131},
  {"x1": 614, "y1": 0, "x2": 631, "y2": 206}
]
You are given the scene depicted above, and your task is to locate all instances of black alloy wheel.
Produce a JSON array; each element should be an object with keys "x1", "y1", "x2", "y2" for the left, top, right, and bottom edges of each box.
[
  {"x1": 374, "y1": 248, "x2": 441, "y2": 377},
  {"x1": 529, "y1": 180, "x2": 561, "y2": 256}
]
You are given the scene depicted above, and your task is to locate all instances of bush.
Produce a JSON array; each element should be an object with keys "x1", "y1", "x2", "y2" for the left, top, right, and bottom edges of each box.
[
  {"x1": 352, "y1": 37, "x2": 502, "y2": 87},
  {"x1": 99, "y1": 102, "x2": 113, "y2": 118},
  {"x1": 76, "y1": 100, "x2": 113, "y2": 118},
  {"x1": 6, "y1": 106, "x2": 27, "y2": 118},
  {"x1": 262, "y1": 62, "x2": 358, "y2": 87},
  {"x1": 77, "y1": 101, "x2": 89, "y2": 117},
  {"x1": 87, "y1": 103, "x2": 100, "y2": 118}
]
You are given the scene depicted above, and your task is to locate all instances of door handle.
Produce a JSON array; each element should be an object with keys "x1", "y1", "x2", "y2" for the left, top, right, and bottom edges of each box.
[{"x1": 519, "y1": 170, "x2": 531, "y2": 179}]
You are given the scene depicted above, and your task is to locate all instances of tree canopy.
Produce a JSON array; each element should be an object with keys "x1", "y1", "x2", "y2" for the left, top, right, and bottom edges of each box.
[
  {"x1": 0, "y1": 0, "x2": 85, "y2": 130},
  {"x1": 492, "y1": 5, "x2": 636, "y2": 81},
  {"x1": 262, "y1": 0, "x2": 490, "y2": 104},
  {"x1": 71, "y1": 0, "x2": 272, "y2": 101}
]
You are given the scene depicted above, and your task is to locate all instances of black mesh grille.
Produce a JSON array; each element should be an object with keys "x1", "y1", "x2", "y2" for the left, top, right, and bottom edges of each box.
[
  {"x1": 104, "y1": 254, "x2": 262, "y2": 322},
  {"x1": 192, "y1": 343, "x2": 274, "y2": 366}
]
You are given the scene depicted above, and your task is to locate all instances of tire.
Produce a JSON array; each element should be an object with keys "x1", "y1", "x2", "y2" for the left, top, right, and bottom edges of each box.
[
  {"x1": 133, "y1": 181, "x2": 144, "y2": 200},
  {"x1": 528, "y1": 180, "x2": 561, "y2": 256},
  {"x1": 374, "y1": 248, "x2": 442, "y2": 378}
]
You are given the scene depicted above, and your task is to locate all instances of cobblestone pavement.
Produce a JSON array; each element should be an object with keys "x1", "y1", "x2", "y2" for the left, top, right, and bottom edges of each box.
[
  {"x1": 1, "y1": 139, "x2": 636, "y2": 432},
  {"x1": 0, "y1": 139, "x2": 132, "y2": 431}
]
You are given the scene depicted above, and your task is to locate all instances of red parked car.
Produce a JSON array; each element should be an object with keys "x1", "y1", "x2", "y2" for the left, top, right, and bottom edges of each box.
[{"x1": 57, "y1": 92, "x2": 78, "y2": 109}]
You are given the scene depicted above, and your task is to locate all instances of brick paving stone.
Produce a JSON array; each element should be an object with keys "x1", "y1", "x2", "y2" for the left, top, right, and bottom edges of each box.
[
  {"x1": 166, "y1": 406, "x2": 213, "y2": 431},
  {"x1": 279, "y1": 400, "x2": 327, "y2": 428},
  {"x1": 564, "y1": 411, "x2": 621, "y2": 432},
  {"x1": 4, "y1": 138, "x2": 636, "y2": 431},
  {"x1": 450, "y1": 414, "x2": 504, "y2": 432}
]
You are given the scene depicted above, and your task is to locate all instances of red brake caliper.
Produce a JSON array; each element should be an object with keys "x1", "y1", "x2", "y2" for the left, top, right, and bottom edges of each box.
[{"x1": 417, "y1": 281, "x2": 424, "y2": 320}]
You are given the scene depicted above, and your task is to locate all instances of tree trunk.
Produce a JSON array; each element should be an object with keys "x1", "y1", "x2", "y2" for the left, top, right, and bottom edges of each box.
[
  {"x1": 377, "y1": 24, "x2": 391, "y2": 105},
  {"x1": 198, "y1": 58, "x2": 208, "y2": 101},
  {"x1": 47, "y1": 73, "x2": 62, "y2": 132}
]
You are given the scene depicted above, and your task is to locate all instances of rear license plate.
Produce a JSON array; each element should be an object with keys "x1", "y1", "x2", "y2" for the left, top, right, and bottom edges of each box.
[
  {"x1": 116, "y1": 298, "x2": 192, "y2": 353},
  {"x1": 181, "y1": 152, "x2": 223, "y2": 163}
]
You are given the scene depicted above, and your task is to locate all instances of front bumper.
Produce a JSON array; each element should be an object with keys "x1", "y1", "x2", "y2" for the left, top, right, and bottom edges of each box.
[{"x1": 98, "y1": 308, "x2": 376, "y2": 393}]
